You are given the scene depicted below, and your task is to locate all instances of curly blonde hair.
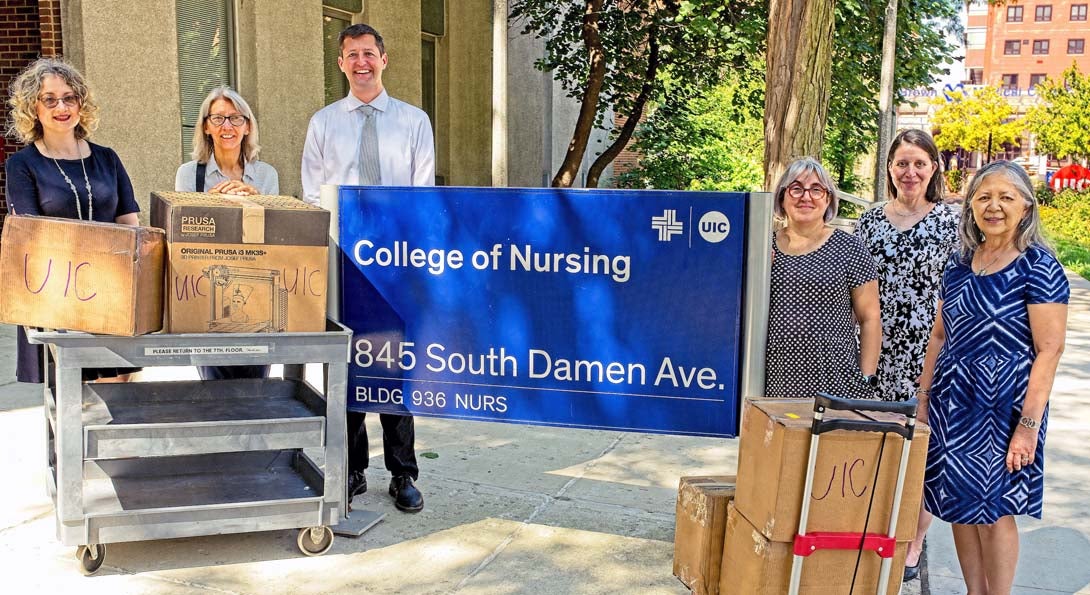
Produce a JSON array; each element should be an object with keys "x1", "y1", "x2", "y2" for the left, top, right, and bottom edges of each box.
[{"x1": 6, "y1": 58, "x2": 98, "y2": 143}]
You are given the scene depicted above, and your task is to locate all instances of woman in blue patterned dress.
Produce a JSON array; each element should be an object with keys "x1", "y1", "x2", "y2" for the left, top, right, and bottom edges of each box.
[{"x1": 918, "y1": 161, "x2": 1068, "y2": 594}]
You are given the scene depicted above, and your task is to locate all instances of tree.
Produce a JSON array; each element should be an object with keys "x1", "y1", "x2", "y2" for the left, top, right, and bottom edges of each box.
[
  {"x1": 1027, "y1": 64, "x2": 1090, "y2": 161},
  {"x1": 763, "y1": 0, "x2": 959, "y2": 189},
  {"x1": 826, "y1": 0, "x2": 960, "y2": 194},
  {"x1": 930, "y1": 86, "x2": 1022, "y2": 159},
  {"x1": 763, "y1": 0, "x2": 836, "y2": 189},
  {"x1": 512, "y1": 0, "x2": 959, "y2": 190},
  {"x1": 510, "y1": 0, "x2": 764, "y2": 187},
  {"x1": 615, "y1": 73, "x2": 764, "y2": 191}
]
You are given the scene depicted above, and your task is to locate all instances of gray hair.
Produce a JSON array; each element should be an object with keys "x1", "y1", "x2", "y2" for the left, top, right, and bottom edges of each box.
[
  {"x1": 190, "y1": 86, "x2": 261, "y2": 164},
  {"x1": 959, "y1": 160, "x2": 1051, "y2": 260},
  {"x1": 772, "y1": 157, "x2": 840, "y2": 224}
]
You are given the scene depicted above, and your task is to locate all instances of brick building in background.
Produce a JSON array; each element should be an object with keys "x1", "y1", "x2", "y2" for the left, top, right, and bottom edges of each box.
[
  {"x1": 0, "y1": 0, "x2": 61, "y2": 229},
  {"x1": 901, "y1": 0, "x2": 1090, "y2": 175}
]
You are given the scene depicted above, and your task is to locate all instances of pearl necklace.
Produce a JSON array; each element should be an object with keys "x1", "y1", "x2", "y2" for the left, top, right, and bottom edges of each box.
[{"x1": 43, "y1": 142, "x2": 93, "y2": 221}]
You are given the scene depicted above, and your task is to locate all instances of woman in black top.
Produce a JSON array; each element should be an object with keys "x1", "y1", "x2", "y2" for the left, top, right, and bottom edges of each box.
[{"x1": 5, "y1": 58, "x2": 140, "y2": 382}]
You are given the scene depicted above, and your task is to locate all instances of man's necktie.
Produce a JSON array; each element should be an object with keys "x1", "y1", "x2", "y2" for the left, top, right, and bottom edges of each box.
[{"x1": 358, "y1": 104, "x2": 381, "y2": 185}]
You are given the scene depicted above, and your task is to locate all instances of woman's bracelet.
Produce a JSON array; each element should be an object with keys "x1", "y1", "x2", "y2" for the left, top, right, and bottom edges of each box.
[{"x1": 915, "y1": 388, "x2": 930, "y2": 396}]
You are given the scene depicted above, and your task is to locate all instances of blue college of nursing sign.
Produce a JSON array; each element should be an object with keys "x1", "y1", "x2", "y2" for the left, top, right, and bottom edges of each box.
[{"x1": 339, "y1": 187, "x2": 747, "y2": 437}]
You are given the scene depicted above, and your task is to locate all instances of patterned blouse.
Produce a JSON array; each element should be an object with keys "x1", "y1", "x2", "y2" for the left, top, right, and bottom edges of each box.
[{"x1": 854, "y1": 202, "x2": 960, "y2": 401}]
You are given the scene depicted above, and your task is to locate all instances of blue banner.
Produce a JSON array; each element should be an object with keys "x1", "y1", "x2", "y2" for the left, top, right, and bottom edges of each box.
[{"x1": 339, "y1": 187, "x2": 748, "y2": 437}]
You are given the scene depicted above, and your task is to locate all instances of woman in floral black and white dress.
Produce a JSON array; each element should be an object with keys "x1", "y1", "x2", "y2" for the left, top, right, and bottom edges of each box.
[{"x1": 854, "y1": 129, "x2": 959, "y2": 580}]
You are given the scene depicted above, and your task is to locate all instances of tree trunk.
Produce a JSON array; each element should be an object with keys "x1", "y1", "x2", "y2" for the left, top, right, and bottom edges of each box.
[
  {"x1": 872, "y1": 0, "x2": 899, "y2": 201},
  {"x1": 586, "y1": 23, "x2": 660, "y2": 188},
  {"x1": 552, "y1": 0, "x2": 607, "y2": 187},
  {"x1": 762, "y1": 0, "x2": 837, "y2": 190}
]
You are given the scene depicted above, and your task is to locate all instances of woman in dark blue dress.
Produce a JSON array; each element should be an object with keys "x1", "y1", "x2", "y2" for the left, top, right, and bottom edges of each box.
[
  {"x1": 918, "y1": 161, "x2": 1068, "y2": 594},
  {"x1": 4, "y1": 58, "x2": 140, "y2": 383}
]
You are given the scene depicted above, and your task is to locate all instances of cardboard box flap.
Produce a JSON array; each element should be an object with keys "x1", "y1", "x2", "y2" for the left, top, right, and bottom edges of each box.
[{"x1": 150, "y1": 191, "x2": 329, "y2": 246}]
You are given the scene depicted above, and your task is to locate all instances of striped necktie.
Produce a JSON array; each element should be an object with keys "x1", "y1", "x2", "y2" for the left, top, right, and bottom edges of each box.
[{"x1": 357, "y1": 104, "x2": 381, "y2": 185}]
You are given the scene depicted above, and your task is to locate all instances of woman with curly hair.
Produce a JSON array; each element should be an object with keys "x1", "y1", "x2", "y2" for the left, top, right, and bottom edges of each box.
[{"x1": 5, "y1": 57, "x2": 140, "y2": 383}]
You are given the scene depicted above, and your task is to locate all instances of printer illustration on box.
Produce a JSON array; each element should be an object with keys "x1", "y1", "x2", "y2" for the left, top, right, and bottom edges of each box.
[{"x1": 202, "y1": 265, "x2": 287, "y2": 333}]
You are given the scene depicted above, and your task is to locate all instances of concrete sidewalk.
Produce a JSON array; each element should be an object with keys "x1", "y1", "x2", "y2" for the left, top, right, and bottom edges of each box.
[{"x1": 0, "y1": 272, "x2": 1087, "y2": 593}]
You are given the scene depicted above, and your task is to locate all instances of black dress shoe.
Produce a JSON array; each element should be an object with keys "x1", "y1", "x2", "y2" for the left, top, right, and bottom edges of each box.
[
  {"x1": 389, "y1": 475, "x2": 424, "y2": 513},
  {"x1": 903, "y1": 560, "x2": 921, "y2": 582}
]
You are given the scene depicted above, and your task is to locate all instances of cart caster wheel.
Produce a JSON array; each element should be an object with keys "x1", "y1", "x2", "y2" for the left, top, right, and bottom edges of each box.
[
  {"x1": 297, "y1": 526, "x2": 333, "y2": 556},
  {"x1": 76, "y1": 544, "x2": 104, "y2": 575}
]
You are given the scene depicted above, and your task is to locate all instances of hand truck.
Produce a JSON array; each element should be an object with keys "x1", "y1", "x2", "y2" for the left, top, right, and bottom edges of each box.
[{"x1": 787, "y1": 393, "x2": 919, "y2": 595}]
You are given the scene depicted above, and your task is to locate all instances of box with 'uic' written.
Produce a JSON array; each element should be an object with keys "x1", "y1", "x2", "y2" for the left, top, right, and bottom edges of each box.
[
  {"x1": 0, "y1": 215, "x2": 165, "y2": 335},
  {"x1": 733, "y1": 398, "x2": 929, "y2": 543},
  {"x1": 150, "y1": 191, "x2": 329, "y2": 334}
]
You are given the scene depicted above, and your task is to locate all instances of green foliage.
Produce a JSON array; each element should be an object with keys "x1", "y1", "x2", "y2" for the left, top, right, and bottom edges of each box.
[
  {"x1": 837, "y1": 200, "x2": 865, "y2": 219},
  {"x1": 510, "y1": 0, "x2": 765, "y2": 132},
  {"x1": 945, "y1": 168, "x2": 966, "y2": 194},
  {"x1": 930, "y1": 86, "x2": 1023, "y2": 157},
  {"x1": 615, "y1": 74, "x2": 764, "y2": 191},
  {"x1": 511, "y1": 0, "x2": 961, "y2": 187},
  {"x1": 1052, "y1": 240, "x2": 1090, "y2": 281},
  {"x1": 1042, "y1": 189, "x2": 1090, "y2": 244},
  {"x1": 1035, "y1": 182, "x2": 1055, "y2": 206},
  {"x1": 823, "y1": 0, "x2": 961, "y2": 187},
  {"x1": 1026, "y1": 64, "x2": 1090, "y2": 161},
  {"x1": 1041, "y1": 189, "x2": 1090, "y2": 280}
]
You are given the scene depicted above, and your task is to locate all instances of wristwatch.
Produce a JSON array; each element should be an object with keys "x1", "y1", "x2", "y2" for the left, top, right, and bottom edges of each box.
[
  {"x1": 861, "y1": 374, "x2": 879, "y2": 389},
  {"x1": 1018, "y1": 416, "x2": 1040, "y2": 430}
]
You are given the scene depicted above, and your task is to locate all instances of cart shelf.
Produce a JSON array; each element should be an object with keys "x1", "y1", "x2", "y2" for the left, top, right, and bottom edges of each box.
[
  {"x1": 79, "y1": 379, "x2": 326, "y2": 459},
  {"x1": 28, "y1": 321, "x2": 351, "y2": 571}
]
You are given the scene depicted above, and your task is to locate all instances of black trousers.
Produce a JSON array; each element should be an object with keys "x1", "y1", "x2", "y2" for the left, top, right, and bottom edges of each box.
[{"x1": 347, "y1": 411, "x2": 418, "y2": 480}]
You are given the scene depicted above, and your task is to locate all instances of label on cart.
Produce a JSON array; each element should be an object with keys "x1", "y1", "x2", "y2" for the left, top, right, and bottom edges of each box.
[
  {"x1": 338, "y1": 186, "x2": 748, "y2": 437},
  {"x1": 144, "y1": 345, "x2": 270, "y2": 356}
]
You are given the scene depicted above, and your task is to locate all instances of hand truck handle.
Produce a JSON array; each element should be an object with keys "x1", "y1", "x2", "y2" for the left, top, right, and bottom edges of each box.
[{"x1": 812, "y1": 393, "x2": 918, "y2": 440}]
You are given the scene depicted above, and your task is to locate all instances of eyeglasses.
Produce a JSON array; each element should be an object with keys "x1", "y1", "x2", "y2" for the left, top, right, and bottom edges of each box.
[
  {"x1": 206, "y1": 114, "x2": 249, "y2": 127},
  {"x1": 38, "y1": 94, "x2": 81, "y2": 109},
  {"x1": 890, "y1": 160, "x2": 933, "y2": 171},
  {"x1": 786, "y1": 184, "x2": 829, "y2": 200}
]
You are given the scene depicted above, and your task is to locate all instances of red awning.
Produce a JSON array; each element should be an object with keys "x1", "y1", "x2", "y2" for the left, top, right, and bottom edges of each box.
[{"x1": 1051, "y1": 163, "x2": 1090, "y2": 191}]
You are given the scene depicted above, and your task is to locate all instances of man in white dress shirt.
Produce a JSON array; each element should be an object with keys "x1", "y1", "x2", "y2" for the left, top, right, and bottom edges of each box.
[{"x1": 302, "y1": 23, "x2": 433, "y2": 513}]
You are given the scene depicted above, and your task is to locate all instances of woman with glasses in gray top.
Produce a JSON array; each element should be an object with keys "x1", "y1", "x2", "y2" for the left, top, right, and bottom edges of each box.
[
  {"x1": 175, "y1": 86, "x2": 278, "y2": 380},
  {"x1": 175, "y1": 86, "x2": 278, "y2": 197}
]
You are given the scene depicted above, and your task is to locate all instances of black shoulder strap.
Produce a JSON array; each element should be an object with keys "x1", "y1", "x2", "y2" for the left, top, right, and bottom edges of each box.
[{"x1": 195, "y1": 162, "x2": 207, "y2": 192}]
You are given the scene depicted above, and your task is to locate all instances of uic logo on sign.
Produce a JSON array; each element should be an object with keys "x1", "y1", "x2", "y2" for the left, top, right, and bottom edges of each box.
[
  {"x1": 651, "y1": 209, "x2": 684, "y2": 242},
  {"x1": 698, "y1": 211, "x2": 730, "y2": 243}
]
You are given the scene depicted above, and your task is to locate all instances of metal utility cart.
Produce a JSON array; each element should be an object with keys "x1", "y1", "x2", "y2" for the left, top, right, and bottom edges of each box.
[{"x1": 29, "y1": 321, "x2": 351, "y2": 575}]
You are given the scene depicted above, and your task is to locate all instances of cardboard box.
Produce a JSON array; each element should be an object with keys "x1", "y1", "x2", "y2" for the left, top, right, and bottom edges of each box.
[
  {"x1": 0, "y1": 216, "x2": 165, "y2": 335},
  {"x1": 151, "y1": 192, "x2": 329, "y2": 333},
  {"x1": 734, "y1": 398, "x2": 929, "y2": 543},
  {"x1": 720, "y1": 503, "x2": 907, "y2": 595},
  {"x1": 673, "y1": 476, "x2": 736, "y2": 595}
]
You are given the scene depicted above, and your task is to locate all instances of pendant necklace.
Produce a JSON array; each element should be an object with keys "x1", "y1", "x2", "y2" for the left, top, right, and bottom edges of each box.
[
  {"x1": 894, "y1": 200, "x2": 926, "y2": 218},
  {"x1": 974, "y1": 250, "x2": 1006, "y2": 276},
  {"x1": 44, "y1": 142, "x2": 93, "y2": 221}
]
